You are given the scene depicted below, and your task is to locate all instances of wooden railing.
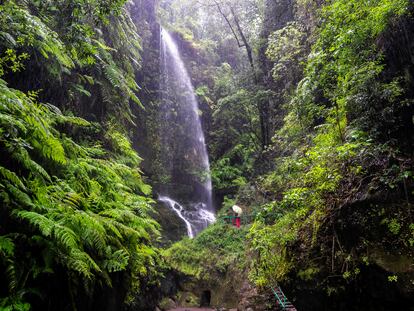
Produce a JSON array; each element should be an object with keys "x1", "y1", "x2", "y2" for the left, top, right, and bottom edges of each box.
[{"x1": 218, "y1": 214, "x2": 255, "y2": 225}]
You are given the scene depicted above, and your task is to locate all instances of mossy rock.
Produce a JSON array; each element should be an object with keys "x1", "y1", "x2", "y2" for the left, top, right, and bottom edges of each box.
[
  {"x1": 159, "y1": 298, "x2": 177, "y2": 310},
  {"x1": 176, "y1": 291, "x2": 200, "y2": 307}
]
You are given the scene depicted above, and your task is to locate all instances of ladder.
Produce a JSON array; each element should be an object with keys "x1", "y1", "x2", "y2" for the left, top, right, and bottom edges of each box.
[{"x1": 270, "y1": 286, "x2": 296, "y2": 310}]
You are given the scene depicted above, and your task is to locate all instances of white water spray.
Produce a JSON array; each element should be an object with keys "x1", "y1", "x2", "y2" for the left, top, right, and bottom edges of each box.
[{"x1": 158, "y1": 196, "x2": 195, "y2": 238}]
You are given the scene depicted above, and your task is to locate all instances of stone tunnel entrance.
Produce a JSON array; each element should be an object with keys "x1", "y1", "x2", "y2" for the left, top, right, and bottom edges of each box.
[{"x1": 200, "y1": 290, "x2": 211, "y2": 307}]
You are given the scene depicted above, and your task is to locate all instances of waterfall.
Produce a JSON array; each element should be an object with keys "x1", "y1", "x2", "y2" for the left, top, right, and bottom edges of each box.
[
  {"x1": 158, "y1": 196, "x2": 195, "y2": 238},
  {"x1": 159, "y1": 27, "x2": 215, "y2": 237},
  {"x1": 158, "y1": 196, "x2": 216, "y2": 239}
]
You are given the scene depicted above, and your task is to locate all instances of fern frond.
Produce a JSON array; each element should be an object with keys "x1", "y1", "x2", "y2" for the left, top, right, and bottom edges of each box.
[
  {"x1": 62, "y1": 192, "x2": 85, "y2": 209},
  {"x1": 99, "y1": 208, "x2": 136, "y2": 222},
  {"x1": 65, "y1": 250, "x2": 93, "y2": 279},
  {"x1": 73, "y1": 211, "x2": 107, "y2": 254},
  {"x1": 16, "y1": 211, "x2": 54, "y2": 237},
  {"x1": 56, "y1": 115, "x2": 91, "y2": 127},
  {"x1": 104, "y1": 249, "x2": 130, "y2": 272},
  {"x1": 0, "y1": 31, "x2": 16, "y2": 46},
  {"x1": 53, "y1": 224, "x2": 78, "y2": 250},
  {"x1": 11, "y1": 147, "x2": 51, "y2": 181},
  {"x1": 0, "y1": 236, "x2": 15, "y2": 257},
  {"x1": 7, "y1": 185, "x2": 33, "y2": 207},
  {"x1": 71, "y1": 83, "x2": 92, "y2": 98},
  {"x1": 78, "y1": 74, "x2": 95, "y2": 85},
  {"x1": 40, "y1": 103, "x2": 63, "y2": 115},
  {"x1": 103, "y1": 64, "x2": 122, "y2": 88},
  {"x1": 5, "y1": 259, "x2": 18, "y2": 293},
  {"x1": 102, "y1": 219, "x2": 123, "y2": 239},
  {"x1": 0, "y1": 166, "x2": 26, "y2": 191},
  {"x1": 39, "y1": 136, "x2": 66, "y2": 164},
  {"x1": 0, "y1": 112, "x2": 27, "y2": 134}
]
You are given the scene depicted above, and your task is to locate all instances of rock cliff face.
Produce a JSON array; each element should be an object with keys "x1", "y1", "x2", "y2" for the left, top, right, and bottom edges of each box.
[
  {"x1": 129, "y1": 0, "x2": 161, "y2": 179},
  {"x1": 255, "y1": 0, "x2": 295, "y2": 150},
  {"x1": 283, "y1": 194, "x2": 414, "y2": 311},
  {"x1": 258, "y1": 0, "x2": 295, "y2": 85},
  {"x1": 275, "y1": 6, "x2": 414, "y2": 309},
  {"x1": 159, "y1": 268, "x2": 273, "y2": 311},
  {"x1": 128, "y1": 1, "x2": 189, "y2": 245},
  {"x1": 255, "y1": 0, "x2": 325, "y2": 156}
]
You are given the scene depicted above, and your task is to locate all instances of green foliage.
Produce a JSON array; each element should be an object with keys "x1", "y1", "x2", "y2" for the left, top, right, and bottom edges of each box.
[
  {"x1": 0, "y1": 49, "x2": 30, "y2": 77},
  {"x1": 211, "y1": 144, "x2": 253, "y2": 190},
  {"x1": 0, "y1": 0, "x2": 162, "y2": 309},
  {"x1": 164, "y1": 222, "x2": 248, "y2": 280},
  {"x1": 211, "y1": 87, "x2": 260, "y2": 157},
  {"x1": 248, "y1": 0, "x2": 411, "y2": 289},
  {"x1": 0, "y1": 236, "x2": 14, "y2": 257},
  {"x1": 0, "y1": 298, "x2": 30, "y2": 311},
  {"x1": 286, "y1": 0, "x2": 409, "y2": 142},
  {"x1": 210, "y1": 65, "x2": 259, "y2": 190},
  {"x1": 381, "y1": 217, "x2": 402, "y2": 235},
  {"x1": 0, "y1": 78, "x2": 161, "y2": 308},
  {"x1": 266, "y1": 22, "x2": 307, "y2": 84},
  {"x1": 0, "y1": 0, "x2": 143, "y2": 124},
  {"x1": 297, "y1": 267, "x2": 320, "y2": 281},
  {"x1": 409, "y1": 224, "x2": 414, "y2": 247},
  {"x1": 249, "y1": 207, "x2": 307, "y2": 286},
  {"x1": 0, "y1": 1, "x2": 74, "y2": 69},
  {"x1": 1, "y1": 0, "x2": 412, "y2": 307}
]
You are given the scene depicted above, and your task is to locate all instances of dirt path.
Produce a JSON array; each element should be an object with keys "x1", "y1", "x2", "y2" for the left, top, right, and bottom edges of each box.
[{"x1": 168, "y1": 308, "x2": 238, "y2": 311}]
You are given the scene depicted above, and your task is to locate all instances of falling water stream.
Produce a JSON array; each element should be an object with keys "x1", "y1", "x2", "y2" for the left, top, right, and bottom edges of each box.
[
  {"x1": 158, "y1": 196, "x2": 216, "y2": 238},
  {"x1": 159, "y1": 27, "x2": 215, "y2": 237}
]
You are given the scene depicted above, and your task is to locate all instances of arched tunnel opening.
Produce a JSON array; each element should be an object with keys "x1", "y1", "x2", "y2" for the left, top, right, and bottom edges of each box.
[{"x1": 200, "y1": 290, "x2": 211, "y2": 307}]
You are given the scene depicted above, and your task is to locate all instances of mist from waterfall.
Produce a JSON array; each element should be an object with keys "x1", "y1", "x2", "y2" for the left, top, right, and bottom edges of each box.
[{"x1": 159, "y1": 27, "x2": 215, "y2": 237}]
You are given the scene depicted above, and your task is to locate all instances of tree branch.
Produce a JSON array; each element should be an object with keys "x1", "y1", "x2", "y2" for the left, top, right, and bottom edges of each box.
[{"x1": 212, "y1": 0, "x2": 244, "y2": 48}]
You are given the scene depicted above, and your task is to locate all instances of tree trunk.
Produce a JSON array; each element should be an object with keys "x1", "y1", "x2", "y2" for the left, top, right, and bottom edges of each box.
[
  {"x1": 213, "y1": 1, "x2": 269, "y2": 146},
  {"x1": 230, "y1": 6, "x2": 255, "y2": 76}
]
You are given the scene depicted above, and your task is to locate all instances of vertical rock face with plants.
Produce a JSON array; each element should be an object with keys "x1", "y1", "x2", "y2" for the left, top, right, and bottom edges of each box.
[
  {"x1": 0, "y1": 0, "x2": 413, "y2": 310},
  {"x1": 0, "y1": 1, "x2": 161, "y2": 310}
]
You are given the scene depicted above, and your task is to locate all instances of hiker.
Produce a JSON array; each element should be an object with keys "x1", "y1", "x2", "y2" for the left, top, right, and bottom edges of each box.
[{"x1": 232, "y1": 204, "x2": 242, "y2": 228}]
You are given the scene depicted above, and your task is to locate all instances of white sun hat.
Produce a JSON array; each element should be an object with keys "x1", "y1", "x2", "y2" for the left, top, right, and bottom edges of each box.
[{"x1": 232, "y1": 205, "x2": 243, "y2": 215}]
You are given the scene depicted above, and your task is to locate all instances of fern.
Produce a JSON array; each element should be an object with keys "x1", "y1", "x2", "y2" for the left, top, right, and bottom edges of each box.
[
  {"x1": 6, "y1": 185, "x2": 33, "y2": 207},
  {"x1": 103, "y1": 219, "x2": 123, "y2": 239},
  {"x1": 0, "y1": 1, "x2": 74, "y2": 69},
  {"x1": 11, "y1": 147, "x2": 51, "y2": 181},
  {"x1": 73, "y1": 211, "x2": 107, "y2": 254},
  {"x1": 0, "y1": 112, "x2": 27, "y2": 134},
  {"x1": 71, "y1": 83, "x2": 92, "y2": 97},
  {"x1": 5, "y1": 260, "x2": 18, "y2": 294},
  {"x1": 0, "y1": 1, "x2": 161, "y2": 308},
  {"x1": 0, "y1": 236, "x2": 14, "y2": 257},
  {"x1": 53, "y1": 224, "x2": 79, "y2": 250},
  {"x1": 35, "y1": 135, "x2": 66, "y2": 165},
  {"x1": 62, "y1": 192, "x2": 85, "y2": 209},
  {"x1": 104, "y1": 249, "x2": 130, "y2": 272},
  {"x1": 0, "y1": 166, "x2": 26, "y2": 191},
  {"x1": 16, "y1": 211, "x2": 54, "y2": 237},
  {"x1": 65, "y1": 250, "x2": 94, "y2": 279}
]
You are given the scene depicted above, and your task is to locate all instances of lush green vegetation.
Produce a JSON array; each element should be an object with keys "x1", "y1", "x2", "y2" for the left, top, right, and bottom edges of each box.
[
  {"x1": 1, "y1": 0, "x2": 413, "y2": 310},
  {"x1": 164, "y1": 222, "x2": 248, "y2": 280},
  {"x1": 160, "y1": 0, "x2": 413, "y2": 309},
  {"x1": 249, "y1": 0, "x2": 412, "y2": 286},
  {"x1": 0, "y1": 0, "x2": 161, "y2": 310}
]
